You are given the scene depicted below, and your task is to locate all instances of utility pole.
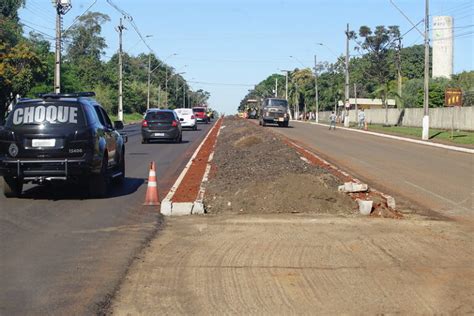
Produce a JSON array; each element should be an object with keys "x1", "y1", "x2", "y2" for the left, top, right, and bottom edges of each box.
[
  {"x1": 344, "y1": 23, "x2": 350, "y2": 127},
  {"x1": 117, "y1": 18, "x2": 125, "y2": 121},
  {"x1": 397, "y1": 37, "x2": 402, "y2": 99},
  {"x1": 280, "y1": 69, "x2": 292, "y2": 120},
  {"x1": 314, "y1": 54, "x2": 319, "y2": 123},
  {"x1": 53, "y1": 0, "x2": 71, "y2": 93},
  {"x1": 422, "y1": 0, "x2": 430, "y2": 140},
  {"x1": 165, "y1": 68, "x2": 168, "y2": 108},
  {"x1": 354, "y1": 83, "x2": 358, "y2": 123},
  {"x1": 147, "y1": 53, "x2": 151, "y2": 110},
  {"x1": 183, "y1": 84, "x2": 186, "y2": 108},
  {"x1": 275, "y1": 78, "x2": 278, "y2": 98}
]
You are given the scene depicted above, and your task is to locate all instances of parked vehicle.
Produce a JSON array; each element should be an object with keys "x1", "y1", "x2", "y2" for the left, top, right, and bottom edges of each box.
[
  {"x1": 0, "y1": 92, "x2": 127, "y2": 198},
  {"x1": 141, "y1": 109, "x2": 182, "y2": 143},
  {"x1": 174, "y1": 108, "x2": 197, "y2": 130},
  {"x1": 192, "y1": 107, "x2": 209, "y2": 124},
  {"x1": 259, "y1": 98, "x2": 289, "y2": 127}
]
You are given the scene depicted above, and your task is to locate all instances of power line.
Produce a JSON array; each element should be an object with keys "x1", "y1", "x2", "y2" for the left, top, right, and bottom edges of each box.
[
  {"x1": 63, "y1": 0, "x2": 98, "y2": 34},
  {"x1": 20, "y1": 22, "x2": 55, "y2": 40},
  {"x1": 105, "y1": 0, "x2": 153, "y2": 54},
  {"x1": 20, "y1": 18, "x2": 56, "y2": 31}
]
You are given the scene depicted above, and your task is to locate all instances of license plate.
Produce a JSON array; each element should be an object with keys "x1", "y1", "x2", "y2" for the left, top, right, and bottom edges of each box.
[
  {"x1": 278, "y1": 118, "x2": 284, "y2": 122},
  {"x1": 154, "y1": 133, "x2": 165, "y2": 137},
  {"x1": 32, "y1": 139, "x2": 56, "y2": 147}
]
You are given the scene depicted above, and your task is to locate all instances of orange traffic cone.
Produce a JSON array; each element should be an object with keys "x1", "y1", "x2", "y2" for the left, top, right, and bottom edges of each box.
[{"x1": 144, "y1": 161, "x2": 160, "y2": 206}]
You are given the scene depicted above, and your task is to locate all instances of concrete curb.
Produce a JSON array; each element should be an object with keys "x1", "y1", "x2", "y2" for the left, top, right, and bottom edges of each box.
[
  {"x1": 292, "y1": 120, "x2": 474, "y2": 154},
  {"x1": 160, "y1": 119, "x2": 222, "y2": 216}
]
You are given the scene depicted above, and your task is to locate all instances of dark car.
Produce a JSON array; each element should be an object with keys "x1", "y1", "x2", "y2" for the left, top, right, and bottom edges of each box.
[
  {"x1": 141, "y1": 109, "x2": 182, "y2": 143},
  {"x1": 0, "y1": 92, "x2": 127, "y2": 198},
  {"x1": 192, "y1": 107, "x2": 209, "y2": 124},
  {"x1": 259, "y1": 98, "x2": 289, "y2": 127}
]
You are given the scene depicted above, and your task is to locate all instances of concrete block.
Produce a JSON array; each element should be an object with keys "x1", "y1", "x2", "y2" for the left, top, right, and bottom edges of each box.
[
  {"x1": 343, "y1": 182, "x2": 368, "y2": 193},
  {"x1": 160, "y1": 199, "x2": 172, "y2": 216},
  {"x1": 192, "y1": 201, "x2": 205, "y2": 214},
  {"x1": 386, "y1": 196, "x2": 396, "y2": 209},
  {"x1": 357, "y1": 199, "x2": 373, "y2": 215},
  {"x1": 171, "y1": 202, "x2": 194, "y2": 216}
]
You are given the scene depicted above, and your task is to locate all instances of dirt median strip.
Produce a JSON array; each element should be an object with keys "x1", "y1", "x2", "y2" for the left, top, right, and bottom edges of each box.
[{"x1": 204, "y1": 117, "x2": 359, "y2": 216}]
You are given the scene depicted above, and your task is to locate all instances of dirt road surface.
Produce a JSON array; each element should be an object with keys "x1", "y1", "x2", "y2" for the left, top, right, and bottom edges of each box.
[{"x1": 112, "y1": 215, "x2": 473, "y2": 315}]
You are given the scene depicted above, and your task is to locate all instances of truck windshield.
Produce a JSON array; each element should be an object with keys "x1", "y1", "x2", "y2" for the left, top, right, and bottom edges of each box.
[
  {"x1": 266, "y1": 99, "x2": 288, "y2": 107},
  {"x1": 6, "y1": 102, "x2": 85, "y2": 127}
]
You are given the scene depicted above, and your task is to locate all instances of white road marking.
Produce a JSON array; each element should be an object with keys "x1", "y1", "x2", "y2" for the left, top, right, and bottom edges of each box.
[{"x1": 404, "y1": 181, "x2": 471, "y2": 212}]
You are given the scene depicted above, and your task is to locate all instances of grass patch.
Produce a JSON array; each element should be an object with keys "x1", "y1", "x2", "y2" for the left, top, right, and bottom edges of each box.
[
  {"x1": 366, "y1": 124, "x2": 474, "y2": 145},
  {"x1": 109, "y1": 112, "x2": 143, "y2": 124}
]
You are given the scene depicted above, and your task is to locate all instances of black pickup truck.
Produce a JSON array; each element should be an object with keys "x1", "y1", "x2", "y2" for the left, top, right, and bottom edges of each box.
[{"x1": 0, "y1": 92, "x2": 127, "y2": 198}]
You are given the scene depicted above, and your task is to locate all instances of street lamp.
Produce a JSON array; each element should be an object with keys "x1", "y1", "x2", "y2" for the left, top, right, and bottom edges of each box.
[
  {"x1": 165, "y1": 71, "x2": 185, "y2": 108},
  {"x1": 289, "y1": 55, "x2": 308, "y2": 68},
  {"x1": 279, "y1": 69, "x2": 293, "y2": 120},
  {"x1": 147, "y1": 51, "x2": 178, "y2": 110},
  {"x1": 316, "y1": 42, "x2": 339, "y2": 58}
]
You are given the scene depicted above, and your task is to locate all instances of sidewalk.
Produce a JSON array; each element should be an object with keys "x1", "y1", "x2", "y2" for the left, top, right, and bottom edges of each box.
[{"x1": 292, "y1": 120, "x2": 474, "y2": 154}]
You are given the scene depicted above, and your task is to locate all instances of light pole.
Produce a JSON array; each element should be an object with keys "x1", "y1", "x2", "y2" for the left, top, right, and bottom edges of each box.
[
  {"x1": 147, "y1": 52, "x2": 177, "y2": 110},
  {"x1": 316, "y1": 42, "x2": 339, "y2": 58},
  {"x1": 165, "y1": 72, "x2": 185, "y2": 108},
  {"x1": 289, "y1": 55, "x2": 308, "y2": 69},
  {"x1": 314, "y1": 55, "x2": 319, "y2": 123},
  {"x1": 422, "y1": 0, "x2": 430, "y2": 140},
  {"x1": 280, "y1": 69, "x2": 292, "y2": 120}
]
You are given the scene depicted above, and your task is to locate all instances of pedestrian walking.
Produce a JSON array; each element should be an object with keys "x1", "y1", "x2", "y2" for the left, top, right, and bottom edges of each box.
[
  {"x1": 358, "y1": 109, "x2": 366, "y2": 129},
  {"x1": 329, "y1": 111, "x2": 336, "y2": 130}
]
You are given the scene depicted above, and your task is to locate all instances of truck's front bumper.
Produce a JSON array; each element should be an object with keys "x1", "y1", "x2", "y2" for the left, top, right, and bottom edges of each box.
[{"x1": 0, "y1": 158, "x2": 93, "y2": 181}]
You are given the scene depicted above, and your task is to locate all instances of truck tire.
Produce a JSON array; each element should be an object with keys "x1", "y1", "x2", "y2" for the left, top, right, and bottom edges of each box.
[
  {"x1": 89, "y1": 156, "x2": 109, "y2": 198},
  {"x1": 3, "y1": 176, "x2": 23, "y2": 198}
]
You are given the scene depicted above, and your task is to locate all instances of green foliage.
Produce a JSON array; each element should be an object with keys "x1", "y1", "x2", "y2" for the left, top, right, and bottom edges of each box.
[
  {"x1": 0, "y1": 8, "x2": 210, "y2": 121},
  {"x1": 240, "y1": 23, "x2": 471, "y2": 114}
]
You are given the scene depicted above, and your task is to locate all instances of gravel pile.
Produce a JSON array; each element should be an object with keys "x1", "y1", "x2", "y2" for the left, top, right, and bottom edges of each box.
[{"x1": 204, "y1": 117, "x2": 356, "y2": 215}]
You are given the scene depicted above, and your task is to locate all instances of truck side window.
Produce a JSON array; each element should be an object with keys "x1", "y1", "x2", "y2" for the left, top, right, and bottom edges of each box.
[
  {"x1": 94, "y1": 105, "x2": 107, "y2": 128},
  {"x1": 99, "y1": 108, "x2": 113, "y2": 129}
]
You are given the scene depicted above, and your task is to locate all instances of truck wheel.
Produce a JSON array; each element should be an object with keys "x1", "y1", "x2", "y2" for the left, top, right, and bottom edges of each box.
[
  {"x1": 89, "y1": 156, "x2": 109, "y2": 198},
  {"x1": 3, "y1": 176, "x2": 23, "y2": 198}
]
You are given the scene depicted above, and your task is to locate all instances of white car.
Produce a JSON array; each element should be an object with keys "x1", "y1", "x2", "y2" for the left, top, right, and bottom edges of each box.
[{"x1": 174, "y1": 108, "x2": 197, "y2": 130}]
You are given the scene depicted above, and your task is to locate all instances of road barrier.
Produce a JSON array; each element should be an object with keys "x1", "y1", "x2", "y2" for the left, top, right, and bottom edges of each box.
[{"x1": 144, "y1": 161, "x2": 160, "y2": 206}]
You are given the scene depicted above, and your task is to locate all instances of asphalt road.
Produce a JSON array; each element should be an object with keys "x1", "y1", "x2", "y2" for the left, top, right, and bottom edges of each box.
[
  {"x1": 271, "y1": 121, "x2": 473, "y2": 219},
  {"x1": 0, "y1": 121, "x2": 214, "y2": 315}
]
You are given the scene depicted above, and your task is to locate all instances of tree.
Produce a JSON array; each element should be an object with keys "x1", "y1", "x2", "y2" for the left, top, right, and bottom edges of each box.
[
  {"x1": 0, "y1": 0, "x2": 45, "y2": 123},
  {"x1": 354, "y1": 25, "x2": 400, "y2": 124},
  {"x1": 63, "y1": 12, "x2": 110, "y2": 90}
]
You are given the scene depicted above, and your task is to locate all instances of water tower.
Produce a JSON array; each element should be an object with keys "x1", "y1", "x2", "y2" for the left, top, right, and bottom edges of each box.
[{"x1": 432, "y1": 16, "x2": 454, "y2": 79}]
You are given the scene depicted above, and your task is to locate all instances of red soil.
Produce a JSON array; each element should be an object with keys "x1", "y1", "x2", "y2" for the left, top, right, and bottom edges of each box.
[{"x1": 171, "y1": 119, "x2": 223, "y2": 203}]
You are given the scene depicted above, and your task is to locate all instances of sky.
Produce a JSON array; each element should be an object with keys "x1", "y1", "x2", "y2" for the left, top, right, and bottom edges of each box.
[{"x1": 19, "y1": 0, "x2": 473, "y2": 114}]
